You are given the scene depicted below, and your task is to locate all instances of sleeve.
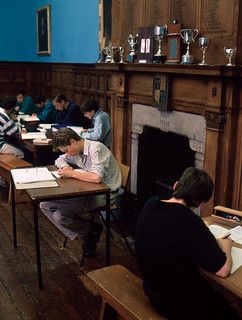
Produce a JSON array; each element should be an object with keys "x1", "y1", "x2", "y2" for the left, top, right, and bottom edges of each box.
[
  {"x1": 81, "y1": 115, "x2": 104, "y2": 142},
  {"x1": 55, "y1": 154, "x2": 70, "y2": 168},
  {"x1": 186, "y1": 216, "x2": 226, "y2": 273},
  {"x1": 38, "y1": 103, "x2": 55, "y2": 123},
  {"x1": 20, "y1": 96, "x2": 37, "y2": 115},
  {"x1": 3, "y1": 118, "x2": 19, "y2": 136},
  {"x1": 88, "y1": 143, "x2": 106, "y2": 179}
]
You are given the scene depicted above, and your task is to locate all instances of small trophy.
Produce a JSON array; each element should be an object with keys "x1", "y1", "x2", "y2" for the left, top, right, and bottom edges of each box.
[
  {"x1": 198, "y1": 37, "x2": 209, "y2": 65},
  {"x1": 153, "y1": 25, "x2": 167, "y2": 63},
  {"x1": 118, "y1": 47, "x2": 124, "y2": 63},
  {"x1": 104, "y1": 41, "x2": 113, "y2": 63},
  {"x1": 224, "y1": 47, "x2": 237, "y2": 66},
  {"x1": 180, "y1": 28, "x2": 199, "y2": 64},
  {"x1": 126, "y1": 34, "x2": 138, "y2": 63}
]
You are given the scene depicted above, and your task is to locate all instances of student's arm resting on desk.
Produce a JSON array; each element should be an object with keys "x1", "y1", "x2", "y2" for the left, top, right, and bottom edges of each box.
[
  {"x1": 215, "y1": 238, "x2": 233, "y2": 278},
  {"x1": 58, "y1": 167, "x2": 101, "y2": 183}
]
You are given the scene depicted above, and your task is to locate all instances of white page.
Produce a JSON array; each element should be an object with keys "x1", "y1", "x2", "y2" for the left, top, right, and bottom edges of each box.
[
  {"x1": 208, "y1": 224, "x2": 230, "y2": 238},
  {"x1": 231, "y1": 247, "x2": 242, "y2": 274},
  {"x1": 21, "y1": 115, "x2": 39, "y2": 122},
  {"x1": 11, "y1": 167, "x2": 56, "y2": 184},
  {"x1": 230, "y1": 226, "x2": 242, "y2": 244},
  {"x1": 21, "y1": 132, "x2": 46, "y2": 140},
  {"x1": 67, "y1": 126, "x2": 83, "y2": 135},
  {"x1": 15, "y1": 180, "x2": 58, "y2": 190},
  {"x1": 39, "y1": 123, "x2": 58, "y2": 129}
]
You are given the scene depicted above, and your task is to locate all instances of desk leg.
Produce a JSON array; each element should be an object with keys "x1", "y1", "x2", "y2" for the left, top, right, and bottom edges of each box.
[
  {"x1": 33, "y1": 201, "x2": 43, "y2": 289},
  {"x1": 105, "y1": 192, "x2": 110, "y2": 266},
  {"x1": 11, "y1": 177, "x2": 17, "y2": 248}
]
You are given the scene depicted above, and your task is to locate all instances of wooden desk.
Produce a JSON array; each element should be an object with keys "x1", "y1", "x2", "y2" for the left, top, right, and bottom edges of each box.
[
  {"x1": 22, "y1": 139, "x2": 54, "y2": 166},
  {"x1": 203, "y1": 216, "x2": 242, "y2": 315},
  {"x1": 11, "y1": 168, "x2": 110, "y2": 289}
]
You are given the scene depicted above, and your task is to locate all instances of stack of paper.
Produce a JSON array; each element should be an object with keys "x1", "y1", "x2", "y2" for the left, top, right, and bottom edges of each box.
[
  {"x1": 208, "y1": 224, "x2": 230, "y2": 238},
  {"x1": 11, "y1": 167, "x2": 58, "y2": 189},
  {"x1": 21, "y1": 115, "x2": 40, "y2": 122},
  {"x1": 21, "y1": 132, "x2": 46, "y2": 140},
  {"x1": 231, "y1": 247, "x2": 242, "y2": 273},
  {"x1": 230, "y1": 226, "x2": 242, "y2": 244}
]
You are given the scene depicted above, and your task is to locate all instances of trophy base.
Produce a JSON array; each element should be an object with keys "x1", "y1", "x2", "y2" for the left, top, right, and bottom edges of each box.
[
  {"x1": 181, "y1": 54, "x2": 193, "y2": 64},
  {"x1": 153, "y1": 55, "x2": 166, "y2": 63},
  {"x1": 126, "y1": 54, "x2": 137, "y2": 63},
  {"x1": 198, "y1": 62, "x2": 209, "y2": 66}
]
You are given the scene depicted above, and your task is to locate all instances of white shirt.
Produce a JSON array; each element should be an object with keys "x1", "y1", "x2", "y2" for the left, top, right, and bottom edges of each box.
[{"x1": 55, "y1": 140, "x2": 121, "y2": 192}]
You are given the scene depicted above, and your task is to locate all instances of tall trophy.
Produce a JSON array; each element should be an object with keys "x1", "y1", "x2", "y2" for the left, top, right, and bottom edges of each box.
[
  {"x1": 118, "y1": 47, "x2": 124, "y2": 63},
  {"x1": 224, "y1": 47, "x2": 237, "y2": 66},
  {"x1": 126, "y1": 34, "x2": 138, "y2": 63},
  {"x1": 153, "y1": 25, "x2": 167, "y2": 63},
  {"x1": 198, "y1": 37, "x2": 209, "y2": 65},
  {"x1": 180, "y1": 28, "x2": 199, "y2": 64}
]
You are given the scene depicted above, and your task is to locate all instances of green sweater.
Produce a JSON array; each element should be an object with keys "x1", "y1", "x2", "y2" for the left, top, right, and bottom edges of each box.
[{"x1": 17, "y1": 96, "x2": 37, "y2": 115}]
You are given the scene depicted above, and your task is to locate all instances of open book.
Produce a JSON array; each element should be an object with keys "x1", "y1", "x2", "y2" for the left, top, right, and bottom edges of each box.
[
  {"x1": 208, "y1": 224, "x2": 242, "y2": 244},
  {"x1": 231, "y1": 247, "x2": 242, "y2": 273},
  {"x1": 21, "y1": 132, "x2": 46, "y2": 140},
  {"x1": 11, "y1": 167, "x2": 58, "y2": 189}
]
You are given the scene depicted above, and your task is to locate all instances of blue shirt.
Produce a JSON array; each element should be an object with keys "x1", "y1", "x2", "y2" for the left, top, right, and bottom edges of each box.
[
  {"x1": 37, "y1": 99, "x2": 56, "y2": 123},
  {"x1": 17, "y1": 95, "x2": 37, "y2": 115},
  {"x1": 81, "y1": 109, "x2": 111, "y2": 147},
  {"x1": 54, "y1": 102, "x2": 82, "y2": 126}
]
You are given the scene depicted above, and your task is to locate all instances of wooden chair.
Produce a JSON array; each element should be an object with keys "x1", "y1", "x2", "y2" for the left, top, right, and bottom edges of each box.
[
  {"x1": 63, "y1": 162, "x2": 135, "y2": 264},
  {"x1": 87, "y1": 265, "x2": 167, "y2": 320}
]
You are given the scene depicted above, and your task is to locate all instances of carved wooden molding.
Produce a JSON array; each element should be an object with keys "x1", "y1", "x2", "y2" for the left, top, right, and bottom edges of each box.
[{"x1": 205, "y1": 111, "x2": 227, "y2": 131}]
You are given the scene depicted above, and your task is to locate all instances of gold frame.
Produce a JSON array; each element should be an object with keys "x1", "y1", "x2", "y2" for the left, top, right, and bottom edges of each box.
[{"x1": 36, "y1": 5, "x2": 51, "y2": 55}]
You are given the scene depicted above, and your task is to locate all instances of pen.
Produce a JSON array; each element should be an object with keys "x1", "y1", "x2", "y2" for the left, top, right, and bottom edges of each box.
[{"x1": 223, "y1": 233, "x2": 231, "y2": 239}]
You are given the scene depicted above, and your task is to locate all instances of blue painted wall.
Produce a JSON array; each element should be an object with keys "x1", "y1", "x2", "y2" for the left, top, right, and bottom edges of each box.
[{"x1": 0, "y1": 0, "x2": 99, "y2": 63}]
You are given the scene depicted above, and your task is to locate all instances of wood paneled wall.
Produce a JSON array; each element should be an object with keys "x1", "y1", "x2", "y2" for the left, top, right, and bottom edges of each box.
[{"x1": 0, "y1": 61, "x2": 241, "y2": 214}]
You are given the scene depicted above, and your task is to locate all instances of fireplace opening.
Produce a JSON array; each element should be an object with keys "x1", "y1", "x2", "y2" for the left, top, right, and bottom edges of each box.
[{"x1": 137, "y1": 126, "x2": 196, "y2": 209}]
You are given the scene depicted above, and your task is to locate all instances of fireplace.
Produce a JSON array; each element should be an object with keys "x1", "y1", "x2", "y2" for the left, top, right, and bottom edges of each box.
[{"x1": 131, "y1": 103, "x2": 206, "y2": 210}]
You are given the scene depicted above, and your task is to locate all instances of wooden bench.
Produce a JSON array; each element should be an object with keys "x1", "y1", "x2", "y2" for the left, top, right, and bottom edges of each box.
[
  {"x1": 0, "y1": 154, "x2": 32, "y2": 203},
  {"x1": 87, "y1": 265, "x2": 167, "y2": 320}
]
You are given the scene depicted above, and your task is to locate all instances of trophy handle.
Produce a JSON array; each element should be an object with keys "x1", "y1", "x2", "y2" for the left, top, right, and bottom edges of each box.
[
  {"x1": 180, "y1": 30, "x2": 185, "y2": 40},
  {"x1": 193, "y1": 29, "x2": 199, "y2": 41}
]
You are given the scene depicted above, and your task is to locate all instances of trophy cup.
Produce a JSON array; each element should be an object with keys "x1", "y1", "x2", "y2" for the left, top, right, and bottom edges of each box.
[
  {"x1": 126, "y1": 34, "x2": 138, "y2": 63},
  {"x1": 153, "y1": 25, "x2": 167, "y2": 63},
  {"x1": 224, "y1": 47, "x2": 237, "y2": 66},
  {"x1": 198, "y1": 37, "x2": 209, "y2": 65},
  {"x1": 180, "y1": 28, "x2": 199, "y2": 64},
  {"x1": 104, "y1": 41, "x2": 113, "y2": 63},
  {"x1": 118, "y1": 47, "x2": 124, "y2": 63}
]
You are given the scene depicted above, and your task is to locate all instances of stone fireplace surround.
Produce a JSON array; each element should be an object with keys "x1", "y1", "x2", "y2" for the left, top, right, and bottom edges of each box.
[{"x1": 131, "y1": 103, "x2": 206, "y2": 195}]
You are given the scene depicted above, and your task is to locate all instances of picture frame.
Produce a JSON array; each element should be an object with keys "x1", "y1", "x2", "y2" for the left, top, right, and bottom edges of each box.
[
  {"x1": 36, "y1": 5, "x2": 51, "y2": 55},
  {"x1": 152, "y1": 74, "x2": 171, "y2": 111}
]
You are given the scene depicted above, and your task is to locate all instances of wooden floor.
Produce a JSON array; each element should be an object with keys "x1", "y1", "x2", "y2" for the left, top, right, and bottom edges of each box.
[{"x1": 0, "y1": 191, "x2": 137, "y2": 320}]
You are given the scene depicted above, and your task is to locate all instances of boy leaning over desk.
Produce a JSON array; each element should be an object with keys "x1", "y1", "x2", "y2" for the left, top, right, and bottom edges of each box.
[
  {"x1": 135, "y1": 167, "x2": 241, "y2": 320},
  {"x1": 39, "y1": 127, "x2": 121, "y2": 257}
]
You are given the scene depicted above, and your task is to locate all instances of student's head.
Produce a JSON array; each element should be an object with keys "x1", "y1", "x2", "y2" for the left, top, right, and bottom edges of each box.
[
  {"x1": 53, "y1": 94, "x2": 68, "y2": 111},
  {"x1": 0, "y1": 96, "x2": 17, "y2": 113},
  {"x1": 16, "y1": 90, "x2": 26, "y2": 103},
  {"x1": 34, "y1": 95, "x2": 46, "y2": 108},
  {"x1": 172, "y1": 167, "x2": 214, "y2": 208},
  {"x1": 81, "y1": 99, "x2": 99, "y2": 120},
  {"x1": 53, "y1": 128, "x2": 82, "y2": 155}
]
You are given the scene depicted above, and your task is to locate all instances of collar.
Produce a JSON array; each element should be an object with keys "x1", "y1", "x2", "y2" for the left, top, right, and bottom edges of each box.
[
  {"x1": 83, "y1": 139, "x2": 90, "y2": 156},
  {"x1": 93, "y1": 109, "x2": 100, "y2": 120},
  {"x1": 0, "y1": 107, "x2": 9, "y2": 118}
]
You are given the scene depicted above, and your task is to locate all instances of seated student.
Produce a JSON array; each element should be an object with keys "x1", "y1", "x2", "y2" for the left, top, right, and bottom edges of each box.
[
  {"x1": 135, "y1": 167, "x2": 240, "y2": 320},
  {"x1": 15, "y1": 90, "x2": 37, "y2": 115},
  {"x1": 80, "y1": 99, "x2": 111, "y2": 147},
  {"x1": 53, "y1": 94, "x2": 88, "y2": 127},
  {"x1": 39, "y1": 128, "x2": 121, "y2": 256},
  {"x1": 0, "y1": 96, "x2": 24, "y2": 158},
  {"x1": 33, "y1": 95, "x2": 56, "y2": 123}
]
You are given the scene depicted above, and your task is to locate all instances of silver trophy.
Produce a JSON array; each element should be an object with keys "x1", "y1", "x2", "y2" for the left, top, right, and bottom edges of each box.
[
  {"x1": 118, "y1": 47, "x2": 124, "y2": 63},
  {"x1": 198, "y1": 37, "x2": 209, "y2": 65},
  {"x1": 126, "y1": 34, "x2": 138, "y2": 63},
  {"x1": 180, "y1": 28, "x2": 199, "y2": 64},
  {"x1": 104, "y1": 41, "x2": 114, "y2": 63},
  {"x1": 224, "y1": 47, "x2": 237, "y2": 66},
  {"x1": 153, "y1": 25, "x2": 167, "y2": 63}
]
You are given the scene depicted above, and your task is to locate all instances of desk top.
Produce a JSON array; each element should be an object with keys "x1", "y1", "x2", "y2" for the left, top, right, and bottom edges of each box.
[
  {"x1": 25, "y1": 166, "x2": 110, "y2": 201},
  {"x1": 203, "y1": 216, "x2": 242, "y2": 299}
]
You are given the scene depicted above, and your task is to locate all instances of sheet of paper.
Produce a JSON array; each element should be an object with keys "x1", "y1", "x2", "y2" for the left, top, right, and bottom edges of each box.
[
  {"x1": 21, "y1": 132, "x2": 46, "y2": 140},
  {"x1": 67, "y1": 126, "x2": 83, "y2": 135},
  {"x1": 208, "y1": 224, "x2": 230, "y2": 238},
  {"x1": 20, "y1": 115, "x2": 39, "y2": 122},
  {"x1": 11, "y1": 167, "x2": 56, "y2": 184},
  {"x1": 51, "y1": 168, "x2": 86, "y2": 179},
  {"x1": 39, "y1": 124, "x2": 58, "y2": 129},
  {"x1": 231, "y1": 247, "x2": 242, "y2": 274},
  {"x1": 15, "y1": 180, "x2": 58, "y2": 190},
  {"x1": 230, "y1": 226, "x2": 242, "y2": 244}
]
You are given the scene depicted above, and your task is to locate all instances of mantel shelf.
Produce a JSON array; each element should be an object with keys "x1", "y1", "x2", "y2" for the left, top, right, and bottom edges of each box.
[{"x1": 95, "y1": 62, "x2": 242, "y2": 77}]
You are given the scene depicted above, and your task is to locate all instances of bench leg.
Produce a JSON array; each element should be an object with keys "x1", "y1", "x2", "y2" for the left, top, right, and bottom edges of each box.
[{"x1": 100, "y1": 300, "x2": 119, "y2": 320}]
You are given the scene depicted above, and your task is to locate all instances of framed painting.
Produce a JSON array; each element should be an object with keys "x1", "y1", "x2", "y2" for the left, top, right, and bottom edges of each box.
[{"x1": 36, "y1": 5, "x2": 51, "y2": 55}]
